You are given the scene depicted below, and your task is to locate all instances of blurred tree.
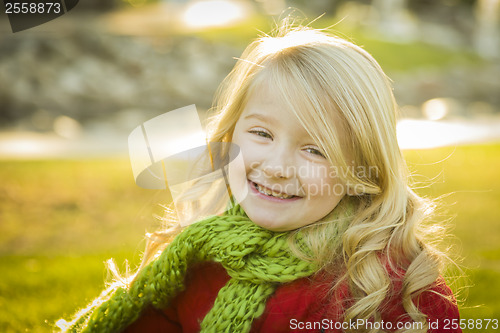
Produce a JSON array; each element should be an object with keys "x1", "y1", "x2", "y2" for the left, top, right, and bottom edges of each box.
[
  {"x1": 474, "y1": 0, "x2": 500, "y2": 59},
  {"x1": 407, "y1": 0, "x2": 475, "y2": 24}
]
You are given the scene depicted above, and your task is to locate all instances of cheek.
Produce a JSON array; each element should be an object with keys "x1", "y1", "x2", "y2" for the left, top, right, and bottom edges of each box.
[
  {"x1": 228, "y1": 131, "x2": 260, "y2": 202},
  {"x1": 227, "y1": 148, "x2": 248, "y2": 204},
  {"x1": 301, "y1": 164, "x2": 345, "y2": 198},
  {"x1": 234, "y1": 138, "x2": 263, "y2": 174},
  {"x1": 243, "y1": 152, "x2": 262, "y2": 176}
]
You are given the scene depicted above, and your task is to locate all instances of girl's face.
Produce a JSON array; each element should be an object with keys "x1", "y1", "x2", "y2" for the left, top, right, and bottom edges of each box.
[{"x1": 229, "y1": 84, "x2": 346, "y2": 231}]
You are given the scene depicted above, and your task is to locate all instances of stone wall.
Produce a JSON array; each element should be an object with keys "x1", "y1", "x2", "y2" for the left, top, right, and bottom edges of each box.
[{"x1": 0, "y1": 29, "x2": 239, "y2": 131}]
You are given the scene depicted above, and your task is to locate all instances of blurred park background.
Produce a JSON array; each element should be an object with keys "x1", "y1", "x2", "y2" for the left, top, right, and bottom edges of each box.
[{"x1": 0, "y1": 0, "x2": 499, "y2": 331}]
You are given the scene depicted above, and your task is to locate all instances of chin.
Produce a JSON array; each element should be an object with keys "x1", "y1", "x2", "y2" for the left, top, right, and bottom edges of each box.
[
  {"x1": 255, "y1": 221, "x2": 286, "y2": 231},
  {"x1": 244, "y1": 210, "x2": 283, "y2": 231},
  {"x1": 247, "y1": 212, "x2": 299, "y2": 232},
  {"x1": 255, "y1": 222, "x2": 289, "y2": 232}
]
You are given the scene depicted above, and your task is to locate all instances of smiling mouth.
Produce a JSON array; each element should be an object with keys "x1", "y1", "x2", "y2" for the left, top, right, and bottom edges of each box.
[{"x1": 250, "y1": 181, "x2": 298, "y2": 200}]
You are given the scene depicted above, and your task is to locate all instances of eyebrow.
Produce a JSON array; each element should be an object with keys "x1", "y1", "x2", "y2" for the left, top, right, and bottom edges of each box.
[{"x1": 243, "y1": 112, "x2": 278, "y2": 123}]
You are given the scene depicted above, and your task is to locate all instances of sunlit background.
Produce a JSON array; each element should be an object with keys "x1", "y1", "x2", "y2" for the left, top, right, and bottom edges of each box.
[
  {"x1": 0, "y1": 0, "x2": 499, "y2": 332},
  {"x1": 1, "y1": 0, "x2": 500, "y2": 157}
]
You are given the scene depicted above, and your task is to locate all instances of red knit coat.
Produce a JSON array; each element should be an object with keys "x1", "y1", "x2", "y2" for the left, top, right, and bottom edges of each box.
[{"x1": 123, "y1": 261, "x2": 461, "y2": 332}]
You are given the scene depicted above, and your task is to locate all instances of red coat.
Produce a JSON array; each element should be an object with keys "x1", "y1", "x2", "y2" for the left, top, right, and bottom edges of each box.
[{"x1": 123, "y1": 261, "x2": 461, "y2": 332}]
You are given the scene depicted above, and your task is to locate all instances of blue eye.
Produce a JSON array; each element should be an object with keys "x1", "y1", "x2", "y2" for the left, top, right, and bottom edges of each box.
[
  {"x1": 304, "y1": 147, "x2": 325, "y2": 158},
  {"x1": 249, "y1": 129, "x2": 273, "y2": 139}
]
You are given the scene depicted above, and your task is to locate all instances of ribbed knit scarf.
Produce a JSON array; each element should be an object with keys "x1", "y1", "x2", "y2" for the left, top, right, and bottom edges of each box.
[{"x1": 61, "y1": 205, "x2": 319, "y2": 332}]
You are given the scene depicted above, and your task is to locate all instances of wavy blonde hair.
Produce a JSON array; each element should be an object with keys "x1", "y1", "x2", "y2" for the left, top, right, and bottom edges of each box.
[{"x1": 137, "y1": 25, "x2": 451, "y2": 332}]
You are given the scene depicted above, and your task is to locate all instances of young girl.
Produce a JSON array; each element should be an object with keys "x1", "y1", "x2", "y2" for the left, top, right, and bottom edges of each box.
[{"x1": 59, "y1": 25, "x2": 461, "y2": 332}]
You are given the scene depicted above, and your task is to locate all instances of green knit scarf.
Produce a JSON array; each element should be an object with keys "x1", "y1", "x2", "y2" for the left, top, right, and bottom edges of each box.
[{"x1": 61, "y1": 205, "x2": 320, "y2": 333}]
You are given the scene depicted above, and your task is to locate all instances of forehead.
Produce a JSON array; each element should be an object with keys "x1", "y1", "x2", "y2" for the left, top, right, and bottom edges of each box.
[
  {"x1": 240, "y1": 82, "x2": 314, "y2": 137},
  {"x1": 245, "y1": 78, "x2": 281, "y2": 105},
  {"x1": 241, "y1": 69, "x2": 349, "y2": 156},
  {"x1": 242, "y1": 81, "x2": 294, "y2": 119}
]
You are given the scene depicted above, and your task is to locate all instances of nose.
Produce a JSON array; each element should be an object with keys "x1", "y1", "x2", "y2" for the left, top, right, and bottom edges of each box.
[{"x1": 262, "y1": 146, "x2": 294, "y2": 179}]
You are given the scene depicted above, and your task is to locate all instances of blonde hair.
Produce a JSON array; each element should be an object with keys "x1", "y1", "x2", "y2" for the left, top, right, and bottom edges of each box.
[{"x1": 139, "y1": 25, "x2": 451, "y2": 332}]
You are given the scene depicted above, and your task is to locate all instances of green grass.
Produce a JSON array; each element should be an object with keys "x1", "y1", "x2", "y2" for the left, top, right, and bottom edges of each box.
[
  {"x1": 0, "y1": 159, "x2": 170, "y2": 332},
  {"x1": 404, "y1": 144, "x2": 500, "y2": 328},
  {"x1": 1, "y1": 143, "x2": 499, "y2": 332}
]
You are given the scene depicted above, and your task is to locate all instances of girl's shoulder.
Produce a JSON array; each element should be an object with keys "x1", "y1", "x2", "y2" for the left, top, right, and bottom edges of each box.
[
  {"x1": 257, "y1": 264, "x2": 460, "y2": 332},
  {"x1": 381, "y1": 258, "x2": 459, "y2": 315},
  {"x1": 380, "y1": 266, "x2": 461, "y2": 332}
]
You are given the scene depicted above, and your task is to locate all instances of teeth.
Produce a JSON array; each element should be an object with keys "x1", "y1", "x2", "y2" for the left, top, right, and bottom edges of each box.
[{"x1": 255, "y1": 183, "x2": 293, "y2": 199}]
